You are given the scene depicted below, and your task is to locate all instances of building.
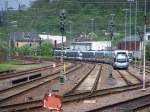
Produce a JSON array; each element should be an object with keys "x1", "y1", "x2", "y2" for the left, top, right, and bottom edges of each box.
[
  {"x1": 70, "y1": 41, "x2": 111, "y2": 51},
  {"x1": 118, "y1": 36, "x2": 141, "y2": 51},
  {"x1": 145, "y1": 32, "x2": 150, "y2": 41},
  {"x1": 10, "y1": 32, "x2": 41, "y2": 48},
  {"x1": 39, "y1": 34, "x2": 66, "y2": 45},
  {"x1": 118, "y1": 33, "x2": 150, "y2": 52}
]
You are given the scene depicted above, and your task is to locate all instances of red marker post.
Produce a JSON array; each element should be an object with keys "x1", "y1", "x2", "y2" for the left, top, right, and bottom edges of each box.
[{"x1": 43, "y1": 93, "x2": 63, "y2": 112}]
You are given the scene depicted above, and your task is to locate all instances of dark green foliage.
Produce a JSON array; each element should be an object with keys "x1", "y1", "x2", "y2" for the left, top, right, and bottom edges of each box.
[
  {"x1": 2, "y1": 0, "x2": 149, "y2": 38},
  {"x1": 146, "y1": 41, "x2": 150, "y2": 60},
  {"x1": 39, "y1": 42, "x2": 53, "y2": 56},
  {"x1": 0, "y1": 40, "x2": 8, "y2": 62},
  {"x1": 0, "y1": 0, "x2": 150, "y2": 59},
  {"x1": 16, "y1": 45, "x2": 31, "y2": 56}
]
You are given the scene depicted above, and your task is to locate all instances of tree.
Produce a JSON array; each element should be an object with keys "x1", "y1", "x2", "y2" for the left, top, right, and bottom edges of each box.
[
  {"x1": 146, "y1": 41, "x2": 150, "y2": 60},
  {"x1": 39, "y1": 42, "x2": 53, "y2": 57}
]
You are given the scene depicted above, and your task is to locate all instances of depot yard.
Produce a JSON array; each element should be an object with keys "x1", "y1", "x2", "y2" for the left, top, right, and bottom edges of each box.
[
  {"x1": 0, "y1": 0, "x2": 150, "y2": 111},
  {"x1": 0, "y1": 57, "x2": 149, "y2": 112}
]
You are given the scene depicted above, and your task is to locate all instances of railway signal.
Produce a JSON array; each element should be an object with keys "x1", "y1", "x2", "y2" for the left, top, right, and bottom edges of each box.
[
  {"x1": 59, "y1": 9, "x2": 66, "y2": 84},
  {"x1": 108, "y1": 14, "x2": 115, "y2": 79}
]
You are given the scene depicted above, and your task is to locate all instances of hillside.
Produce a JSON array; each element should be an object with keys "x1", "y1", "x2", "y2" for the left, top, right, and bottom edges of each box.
[{"x1": 0, "y1": 0, "x2": 150, "y2": 40}]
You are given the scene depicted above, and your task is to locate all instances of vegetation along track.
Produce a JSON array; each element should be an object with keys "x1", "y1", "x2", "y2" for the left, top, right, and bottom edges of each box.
[{"x1": 0, "y1": 63, "x2": 81, "y2": 105}]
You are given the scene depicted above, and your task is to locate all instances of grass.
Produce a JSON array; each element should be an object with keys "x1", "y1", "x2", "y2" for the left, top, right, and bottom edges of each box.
[{"x1": 0, "y1": 60, "x2": 47, "y2": 72}]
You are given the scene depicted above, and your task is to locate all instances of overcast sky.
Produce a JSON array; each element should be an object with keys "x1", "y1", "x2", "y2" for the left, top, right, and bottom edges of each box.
[{"x1": 0, "y1": 0, "x2": 36, "y2": 10}]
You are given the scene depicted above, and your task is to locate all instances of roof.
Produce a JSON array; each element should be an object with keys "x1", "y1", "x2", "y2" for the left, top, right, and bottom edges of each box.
[{"x1": 121, "y1": 35, "x2": 140, "y2": 42}]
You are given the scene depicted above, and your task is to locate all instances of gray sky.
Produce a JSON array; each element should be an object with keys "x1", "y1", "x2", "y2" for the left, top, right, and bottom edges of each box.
[{"x1": 0, "y1": 0, "x2": 36, "y2": 10}]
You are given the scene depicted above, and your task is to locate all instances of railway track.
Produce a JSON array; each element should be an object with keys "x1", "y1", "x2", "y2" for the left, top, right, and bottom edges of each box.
[
  {"x1": 0, "y1": 63, "x2": 80, "y2": 105},
  {"x1": 65, "y1": 64, "x2": 102, "y2": 95},
  {"x1": 1, "y1": 82, "x2": 150, "y2": 112},
  {"x1": 0, "y1": 63, "x2": 64, "y2": 92},
  {"x1": 0, "y1": 63, "x2": 60, "y2": 80},
  {"x1": 1, "y1": 63, "x2": 149, "y2": 112},
  {"x1": 65, "y1": 64, "x2": 96, "y2": 95},
  {"x1": 86, "y1": 92, "x2": 150, "y2": 112},
  {"x1": 134, "y1": 65, "x2": 150, "y2": 73},
  {"x1": 117, "y1": 70, "x2": 133, "y2": 85}
]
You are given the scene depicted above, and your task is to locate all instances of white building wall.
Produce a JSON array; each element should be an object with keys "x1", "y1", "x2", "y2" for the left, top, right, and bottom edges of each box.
[
  {"x1": 145, "y1": 32, "x2": 150, "y2": 41},
  {"x1": 91, "y1": 41, "x2": 111, "y2": 50},
  {"x1": 70, "y1": 41, "x2": 111, "y2": 51},
  {"x1": 39, "y1": 34, "x2": 66, "y2": 44}
]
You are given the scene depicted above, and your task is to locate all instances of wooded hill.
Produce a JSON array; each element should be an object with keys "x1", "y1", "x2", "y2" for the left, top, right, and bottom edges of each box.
[{"x1": 0, "y1": 0, "x2": 150, "y2": 40}]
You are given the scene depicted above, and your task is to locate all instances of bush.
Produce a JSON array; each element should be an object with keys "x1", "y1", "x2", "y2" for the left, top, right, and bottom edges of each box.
[
  {"x1": 0, "y1": 40, "x2": 8, "y2": 62},
  {"x1": 15, "y1": 42, "x2": 53, "y2": 57},
  {"x1": 38, "y1": 42, "x2": 53, "y2": 56}
]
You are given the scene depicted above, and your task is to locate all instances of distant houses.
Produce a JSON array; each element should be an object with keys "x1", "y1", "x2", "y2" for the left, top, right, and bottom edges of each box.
[
  {"x1": 118, "y1": 33, "x2": 150, "y2": 52},
  {"x1": 10, "y1": 32, "x2": 41, "y2": 48},
  {"x1": 118, "y1": 36, "x2": 141, "y2": 51},
  {"x1": 10, "y1": 32, "x2": 67, "y2": 49},
  {"x1": 39, "y1": 34, "x2": 66, "y2": 45}
]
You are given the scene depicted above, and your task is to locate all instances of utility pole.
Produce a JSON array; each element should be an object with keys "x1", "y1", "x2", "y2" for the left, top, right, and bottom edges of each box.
[
  {"x1": 137, "y1": 26, "x2": 144, "y2": 76},
  {"x1": 69, "y1": 21, "x2": 72, "y2": 39},
  {"x1": 123, "y1": 9, "x2": 128, "y2": 50},
  {"x1": 91, "y1": 18, "x2": 94, "y2": 33},
  {"x1": 59, "y1": 9, "x2": 66, "y2": 84},
  {"x1": 128, "y1": 0, "x2": 134, "y2": 51},
  {"x1": 134, "y1": 0, "x2": 137, "y2": 68},
  {"x1": 141, "y1": 0, "x2": 147, "y2": 91}
]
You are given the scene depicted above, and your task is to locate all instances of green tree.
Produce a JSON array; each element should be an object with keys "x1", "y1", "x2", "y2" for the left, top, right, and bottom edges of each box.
[
  {"x1": 39, "y1": 42, "x2": 53, "y2": 57},
  {"x1": 146, "y1": 41, "x2": 150, "y2": 60}
]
